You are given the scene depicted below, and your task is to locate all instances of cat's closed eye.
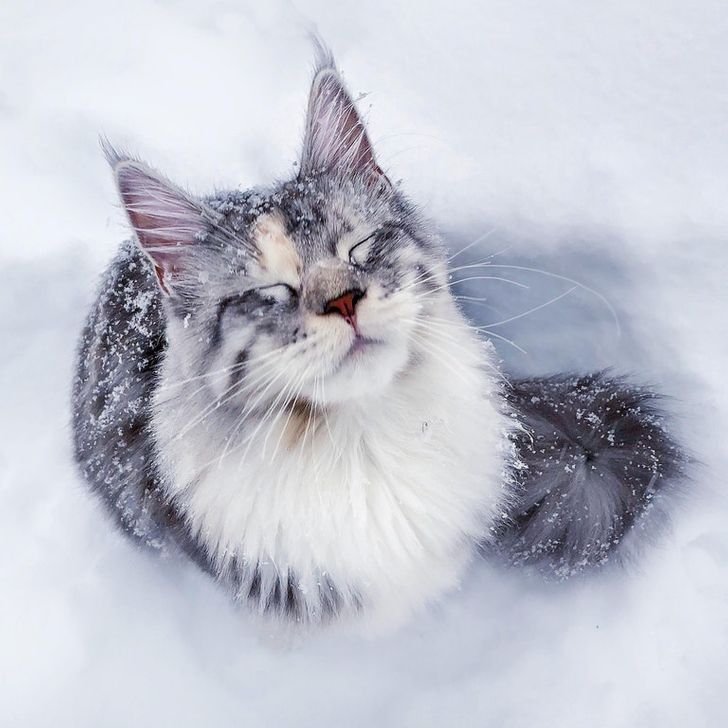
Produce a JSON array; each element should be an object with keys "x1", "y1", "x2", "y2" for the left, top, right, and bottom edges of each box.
[
  {"x1": 257, "y1": 283, "x2": 297, "y2": 304},
  {"x1": 218, "y1": 284, "x2": 297, "y2": 319},
  {"x1": 348, "y1": 233, "x2": 376, "y2": 266}
]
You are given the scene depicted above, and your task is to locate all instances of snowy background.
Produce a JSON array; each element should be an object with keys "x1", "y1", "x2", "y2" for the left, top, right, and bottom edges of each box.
[{"x1": 2, "y1": 1, "x2": 728, "y2": 725}]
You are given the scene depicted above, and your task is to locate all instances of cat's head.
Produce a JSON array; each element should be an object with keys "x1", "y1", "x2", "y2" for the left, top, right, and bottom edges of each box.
[{"x1": 109, "y1": 53, "x2": 456, "y2": 408}]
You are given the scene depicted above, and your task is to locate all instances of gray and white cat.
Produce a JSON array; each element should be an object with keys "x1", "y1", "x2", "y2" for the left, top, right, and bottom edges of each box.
[{"x1": 72, "y1": 49, "x2": 683, "y2": 630}]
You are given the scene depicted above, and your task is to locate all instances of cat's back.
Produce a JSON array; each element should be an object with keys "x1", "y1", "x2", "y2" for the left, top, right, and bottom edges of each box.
[{"x1": 71, "y1": 242, "x2": 176, "y2": 549}]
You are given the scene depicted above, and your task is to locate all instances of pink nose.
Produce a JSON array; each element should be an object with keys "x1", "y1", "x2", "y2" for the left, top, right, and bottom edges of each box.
[{"x1": 324, "y1": 289, "x2": 364, "y2": 329}]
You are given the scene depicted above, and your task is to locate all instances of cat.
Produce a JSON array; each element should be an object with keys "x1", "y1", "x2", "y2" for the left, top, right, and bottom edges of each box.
[{"x1": 72, "y1": 46, "x2": 683, "y2": 630}]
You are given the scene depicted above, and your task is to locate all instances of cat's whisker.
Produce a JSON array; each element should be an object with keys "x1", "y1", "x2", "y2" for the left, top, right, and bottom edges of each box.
[
  {"x1": 408, "y1": 261, "x2": 618, "y2": 345},
  {"x1": 401, "y1": 254, "x2": 524, "y2": 296},
  {"x1": 188, "y1": 370, "x2": 301, "y2": 476},
  {"x1": 165, "y1": 352, "x2": 279, "y2": 407},
  {"x1": 166, "y1": 342, "x2": 284, "y2": 412},
  {"x1": 479, "y1": 263, "x2": 622, "y2": 335},
  {"x1": 307, "y1": 374, "x2": 324, "y2": 483},
  {"x1": 176, "y1": 338, "x2": 315, "y2": 439},
  {"x1": 176, "y1": 356, "x2": 292, "y2": 441},
  {"x1": 267, "y1": 368, "x2": 313, "y2": 464},
  {"x1": 198, "y1": 362, "x2": 303, "y2": 475},
  {"x1": 259, "y1": 378, "x2": 301, "y2": 459},
  {"x1": 447, "y1": 260, "x2": 530, "y2": 281},
  {"x1": 176, "y1": 363, "x2": 279, "y2": 440},
  {"x1": 412, "y1": 313, "x2": 529, "y2": 357},
  {"x1": 446, "y1": 227, "x2": 499, "y2": 263},
  {"x1": 407, "y1": 260, "x2": 618, "y2": 343},
  {"x1": 450, "y1": 296, "x2": 501, "y2": 313},
  {"x1": 451, "y1": 294, "x2": 493, "y2": 303},
  {"x1": 396, "y1": 266, "x2": 528, "y2": 306},
  {"x1": 222, "y1": 350, "x2": 314, "y2": 465},
  {"x1": 234, "y1": 364, "x2": 305, "y2": 471},
  {"x1": 400, "y1": 259, "x2": 503, "y2": 294},
  {"x1": 238, "y1": 342, "x2": 325, "y2": 456},
  {"x1": 266, "y1": 372, "x2": 311, "y2": 463},
  {"x1": 296, "y1": 372, "x2": 320, "y2": 473},
  {"x1": 481, "y1": 330, "x2": 529, "y2": 355},
  {"x1": 407, "y1": 325, "x2": 481, "y2": 388},
  {"x1": 258, "y1": 361, "x2": 317, "y2": 459},
  {"x1": 158, "y1": 359, "x2": 248, "y2": 391},
  {"x1": 430, "y1": 326, "x2": 509, "y2": 382},
  {"x1": 478, "y1": 286, "x2": 578, "y2": 329},
  {"x1": 318, "y1": 375, "x2": 337, "y2": 452},
  {"x1": 410, "y1": 275, "x2": 531, "y2": 302}
]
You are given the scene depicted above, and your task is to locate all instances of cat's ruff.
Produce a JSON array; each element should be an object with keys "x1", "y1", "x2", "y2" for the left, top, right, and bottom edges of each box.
[{"x1": 156, "y1": 301, "x2": 514, "y2": 628}]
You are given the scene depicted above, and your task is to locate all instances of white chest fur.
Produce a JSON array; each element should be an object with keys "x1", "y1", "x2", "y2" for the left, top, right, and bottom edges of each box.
[{"x1": 154, "y1": 333, "x2": 514, "y2": 629}]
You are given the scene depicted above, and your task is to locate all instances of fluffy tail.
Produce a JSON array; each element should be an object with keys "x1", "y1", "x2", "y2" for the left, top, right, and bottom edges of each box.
[{"x1": 500, "y1": 372, "x2": 685, "y2": 577}]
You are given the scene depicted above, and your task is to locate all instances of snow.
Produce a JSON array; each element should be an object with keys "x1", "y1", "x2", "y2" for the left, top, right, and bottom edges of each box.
[{"x1": 2, "y1": 1, "x2": 727, "y2": 725}]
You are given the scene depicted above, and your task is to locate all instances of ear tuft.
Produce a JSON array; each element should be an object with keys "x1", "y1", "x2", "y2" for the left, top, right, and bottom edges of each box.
[
  {"x1": 99, "y1": 135, "x2": 133, "y2": 169},
  {"x1": 309, "y1": 33, "x2": 336, "y2": 76}
]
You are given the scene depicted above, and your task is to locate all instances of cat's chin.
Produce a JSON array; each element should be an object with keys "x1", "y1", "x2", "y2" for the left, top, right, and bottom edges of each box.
[{"x1": 308, "y1": 338, "x2": 411, "y2": 405}]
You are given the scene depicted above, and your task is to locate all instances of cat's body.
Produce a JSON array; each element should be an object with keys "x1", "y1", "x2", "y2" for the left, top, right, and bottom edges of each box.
[
  {"x1": 75, "y1": 240, "x2": 515, "y2": 628},
  {"x1": 72, "y1": 49, "x2": 683, "y2": 630}
]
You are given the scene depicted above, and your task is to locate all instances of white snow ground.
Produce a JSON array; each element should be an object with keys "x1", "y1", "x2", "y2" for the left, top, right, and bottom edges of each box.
[{"x1": 1, "y1": 1, "x2": 728, "y2": 725}]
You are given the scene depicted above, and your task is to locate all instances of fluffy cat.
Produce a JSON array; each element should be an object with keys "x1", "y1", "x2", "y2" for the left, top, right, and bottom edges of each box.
[{"x1": 72, "y1": 48, "x2": 683, "y2": 630}]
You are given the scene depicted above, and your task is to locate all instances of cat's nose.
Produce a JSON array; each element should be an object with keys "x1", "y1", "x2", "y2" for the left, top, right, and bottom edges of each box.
[{"x1": 323, "y1": 288, "x2": 365, "y2": 329}]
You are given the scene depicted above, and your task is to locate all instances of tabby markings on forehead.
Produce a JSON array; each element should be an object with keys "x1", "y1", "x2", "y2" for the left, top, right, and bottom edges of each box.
[{"x1": 252, "y1": 214, "x2": 301, "y2": 288}]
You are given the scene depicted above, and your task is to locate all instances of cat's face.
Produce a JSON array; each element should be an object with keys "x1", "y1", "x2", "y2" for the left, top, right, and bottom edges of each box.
[
  {"x1": 110, "y1": 60, "x2": 450, "y2": 410},
  {"x1": 203, "y1": 177, "x2": 446, "y2": 406}
]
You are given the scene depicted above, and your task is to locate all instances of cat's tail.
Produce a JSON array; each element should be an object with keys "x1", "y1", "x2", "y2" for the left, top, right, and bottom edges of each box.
[{"x1": 497, "y1": 372, "x2": 686, "y2": 577}]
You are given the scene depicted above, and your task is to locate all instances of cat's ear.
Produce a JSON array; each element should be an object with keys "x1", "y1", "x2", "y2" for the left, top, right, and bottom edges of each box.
[
  {"x1": 300, "y1": 53, "x2": 388, "y2": 186},
  {"x1": 105, "y1": 147, "x2": 210, "y2": 295}
]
